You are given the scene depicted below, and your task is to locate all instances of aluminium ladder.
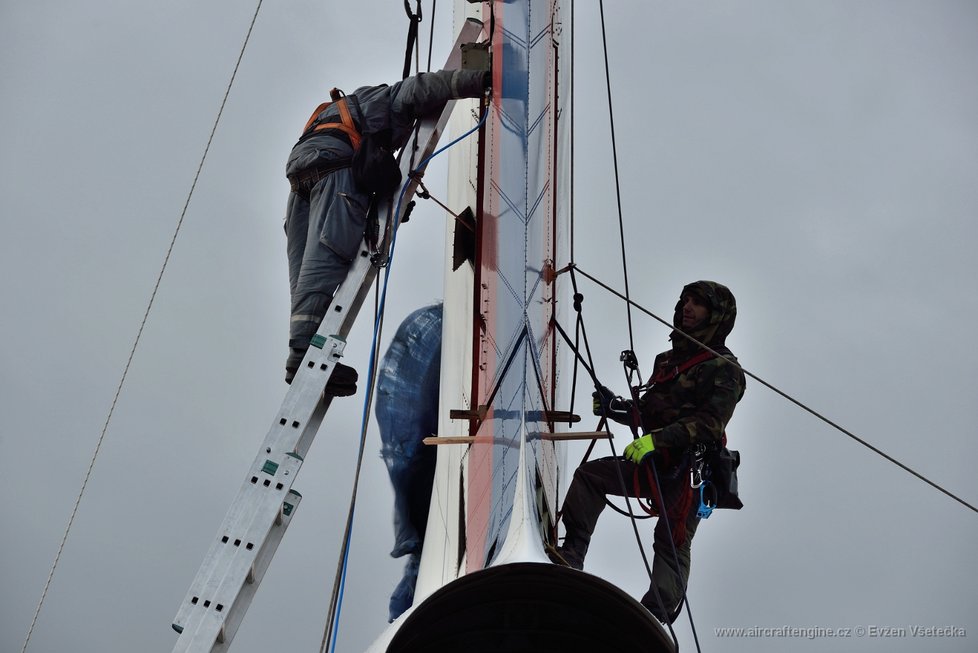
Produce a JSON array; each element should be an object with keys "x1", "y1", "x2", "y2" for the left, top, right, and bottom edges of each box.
[{"x1": 170, "y1": 18, "x2": 484, "y2": 652}]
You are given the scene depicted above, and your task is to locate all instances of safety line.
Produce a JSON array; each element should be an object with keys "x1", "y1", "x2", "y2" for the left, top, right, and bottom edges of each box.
[
  {"x1": 592, "y1": 4, "x2": 702, "y2": 646},
  {"x1": 321, "y1": 282, "x2": 386, "y2": 653},
  {"x1": 569, "y1": 263, "x2": 978, "y2": 516},
  {"x1": 19, "y1": 4, "x2": 264, "y2": 651},
  {"x1": 426, "y1": 0, "x2": 437, "y2": 71}
]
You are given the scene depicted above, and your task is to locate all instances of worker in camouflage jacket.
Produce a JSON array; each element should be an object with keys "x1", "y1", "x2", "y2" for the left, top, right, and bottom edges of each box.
[
  {"x1": 283, "y1": 68, "x2": 488, "y2": 386},
  {"x1": 555, "y1": 280, "x2": 746, "y2": 623}
]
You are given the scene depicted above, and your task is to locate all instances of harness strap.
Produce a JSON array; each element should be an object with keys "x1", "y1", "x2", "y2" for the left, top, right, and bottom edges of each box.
[
  {"x1": 301, "y1": 101, "x2": 332, "y2": 134},
  {"x1": 649, "y1": 350, "x2": 718, "y2": 385},
  {"x1": 634, "y1": 463, "x2": 694, "y2": 546},
  {"x1": 300, "y1": 93, "x2": 362, "y2": 151}
]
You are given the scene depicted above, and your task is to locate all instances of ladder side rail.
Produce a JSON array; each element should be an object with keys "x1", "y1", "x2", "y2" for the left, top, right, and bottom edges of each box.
[
  {"x1": 173, "y1": 456, "x2": 303, "y2": 650},
  {"x1": 171, "y1": 19, "x2": 485, "y2": 652}
]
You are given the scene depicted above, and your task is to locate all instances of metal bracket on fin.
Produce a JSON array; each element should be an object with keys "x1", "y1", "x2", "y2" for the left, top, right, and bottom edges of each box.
[{"x1": 449, "y1": 406, "x2": 488, "y2": 420}]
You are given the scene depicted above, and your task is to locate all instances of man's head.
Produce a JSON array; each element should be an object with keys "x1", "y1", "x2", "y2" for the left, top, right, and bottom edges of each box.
[
  {"x1": 671, "y1": 280, "x2": 737, "y2": 349},
  {"x1": 680, "y1": 291, "x2": 710, "y2": 330}
]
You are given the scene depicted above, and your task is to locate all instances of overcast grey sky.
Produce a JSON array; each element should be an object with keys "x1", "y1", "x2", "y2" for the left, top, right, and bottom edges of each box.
[{"x1": 2, "y1": 1, "x2": 977, "y2": 652}]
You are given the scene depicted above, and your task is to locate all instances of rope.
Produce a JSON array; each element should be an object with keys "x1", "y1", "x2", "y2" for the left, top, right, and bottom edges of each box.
[
  {"x1": 597, "y1": 0, "x2": 636, "y2": 356},
  {"x1": 425, "y1": 0, "x2": 436, "y2": 72},
  {"x1": 618, "y1": 326, "x2": 697, "y2": 648},
  {"x1": 567, "y1": 263, "x2": 978, "y2": 516},
  {"x1": 413, "y1": 178, "x2": 476, "y2": 233},
  {"x1": 402, "y1": 0, "x2": 422, "y2": 80},
  {"x1": 585, "y1": 7, "x2": 694, "y2": 629},
  {"x1": 320, "y1": 104, "x2": 489, "y2": 653},
  {"x1": 19, "y1": 4, "x2": 264, "y2": 651},
  {"x1": 320, "y1": 280, "x2": 387, "y2": 653}
]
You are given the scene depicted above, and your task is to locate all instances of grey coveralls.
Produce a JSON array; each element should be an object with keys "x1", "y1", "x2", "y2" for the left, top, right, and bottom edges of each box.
[{"x1": 283, "y1": 68, "x2": 486, "y2": 380}]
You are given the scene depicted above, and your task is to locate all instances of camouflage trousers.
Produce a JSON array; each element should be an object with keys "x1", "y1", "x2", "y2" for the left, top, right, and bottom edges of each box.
[{"x1": 560, "y1": 456, "x2": 700, "y2": 623}]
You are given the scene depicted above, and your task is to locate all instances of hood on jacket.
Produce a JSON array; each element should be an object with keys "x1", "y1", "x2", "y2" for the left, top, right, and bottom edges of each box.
[{"x1": 670, "y1": 280, "x2": 737, "y2": 352}]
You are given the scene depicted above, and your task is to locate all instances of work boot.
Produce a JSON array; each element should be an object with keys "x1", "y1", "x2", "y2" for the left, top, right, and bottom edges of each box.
[
  {"x1": 323, "y1": 362, "x2": 358, "y2": 397},
  {"x1": 285, "y1": 347, "x2": 357, "y2": 397},
  {"x1": 285, "y1": 348, "x2": 306, "y2": 384},
  {"x1": 546, "y1": 543, "x2": 584, "y2": 570},
  {"x1": 641, "y1": 590, "x2": 683, "y2": 625}
]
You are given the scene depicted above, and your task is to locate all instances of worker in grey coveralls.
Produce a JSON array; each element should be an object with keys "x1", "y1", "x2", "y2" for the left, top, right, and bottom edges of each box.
[{"x1": 283, "y1": 68, "x2": 488, "y2": 384}]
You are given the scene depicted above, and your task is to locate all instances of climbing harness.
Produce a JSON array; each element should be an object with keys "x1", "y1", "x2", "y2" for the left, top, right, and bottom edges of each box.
[
  {"x1": 289, "y1": 89, "x2": 361, "y2": 200},
  {"x1": 299, "y1": 88, "x2": 362, "y2": 149},
  {"x1": 649, "y1": 349, "x2": 719, "y2": 385}
]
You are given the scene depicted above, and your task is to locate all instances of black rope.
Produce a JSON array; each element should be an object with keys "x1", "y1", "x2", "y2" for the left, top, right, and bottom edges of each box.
[
  {"x1": 606, "y1": 383, "x2": 682, "y2": 648},
  {"x1": 615, "y1": 330, "x2": 699, "y2": 648},
  {"x1": 425, "y1": 0, "x2": 436, "y2": 72},
  {"x1": 402, "y1": 0, "x2": 422, "y2": 80},
  {"x1": 597, "y1": 0, "x2": 636, "y2": 356}
]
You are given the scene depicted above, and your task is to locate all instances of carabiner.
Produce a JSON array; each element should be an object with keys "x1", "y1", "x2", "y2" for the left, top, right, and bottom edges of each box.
[
  {"x1": 696, "y1": 483, "x2": 715, "y2": 519},
  {"x1": 690, "y1": 458, "x2": 705, "y2": 488},
  {"x1": 620, "y1": 349, "x2": 639, "y2": 372}
]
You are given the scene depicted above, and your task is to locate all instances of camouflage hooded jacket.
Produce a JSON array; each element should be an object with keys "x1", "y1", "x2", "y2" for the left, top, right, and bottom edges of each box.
[{"x1": 639, "y1": 281, "x2": 746, "y2": 450}]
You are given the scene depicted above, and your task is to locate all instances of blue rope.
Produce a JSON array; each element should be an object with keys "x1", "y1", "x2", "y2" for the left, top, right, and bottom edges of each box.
[{"x1": 327, "y1": 103, "x2": 489, "y2": 653}]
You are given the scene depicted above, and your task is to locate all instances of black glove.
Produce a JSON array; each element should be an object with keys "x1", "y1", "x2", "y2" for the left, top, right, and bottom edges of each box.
[{"x1": 591, "y1": 386, "x2": 633, "y2": 425}]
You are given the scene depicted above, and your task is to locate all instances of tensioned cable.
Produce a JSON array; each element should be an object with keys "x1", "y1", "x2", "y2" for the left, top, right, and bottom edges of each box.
[
  {"x1": 569, "y1": 263, "x2": 978, "y2": 515},
  {"x1": 320, "y1": 106, "x2": 490, "y2": 653},
  {"x1": 19, "y1": 4, "x2": 264, "y2": 651}
]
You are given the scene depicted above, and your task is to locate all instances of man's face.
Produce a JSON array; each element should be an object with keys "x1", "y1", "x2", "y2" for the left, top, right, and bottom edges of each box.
[{"x1": 681, "y1": 293, "x2": 709, "y2": 330}]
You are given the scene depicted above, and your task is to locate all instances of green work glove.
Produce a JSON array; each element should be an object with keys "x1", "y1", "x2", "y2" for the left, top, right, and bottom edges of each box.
[{"x1": 623, "y1": 434, "x2": 656, "y2": 465}]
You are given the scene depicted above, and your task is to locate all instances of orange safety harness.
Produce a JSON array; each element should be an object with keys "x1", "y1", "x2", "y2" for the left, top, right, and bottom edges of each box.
[{"x1": 299, "y1": 88, "x2": 362, "y2": 151}]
